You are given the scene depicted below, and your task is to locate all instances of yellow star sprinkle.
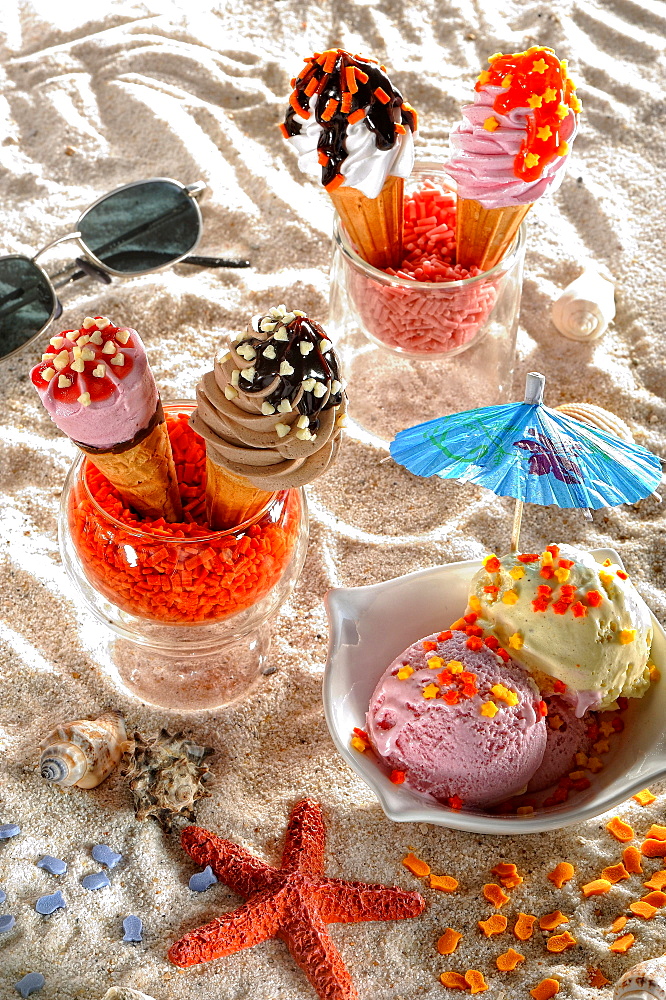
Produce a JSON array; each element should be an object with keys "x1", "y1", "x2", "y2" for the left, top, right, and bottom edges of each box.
[
  {"x1": 478, "y1": 70, "x2": 491, "y2": 85},
  {"x1": 537, "y1": 125, "x2": 552, "y2": 140},
  {"x1": 554, "y1": 567, "x2": 570, "y2": 583},
  {"x1": 649, "y1": 663, "x2": 661, "y2": 682},
  {"x1": 544, "y1": 87, "x2": 558, "y2": 103},
  {"x1": 509, "y1": 566, "x2": 525, "y2": 580},
  {"x1": 351, "y1": 736, "x2": 366, "y2": 752},
  {"x1": 541, "y1": 550, "x2": 554, "y2": 566},
  {"x1": 599, "y1": 571, "x2": 614, "y2": 588},
  {"x1": 469, "y1": 595, "x2": 482, "y2": 613},
  {"x1": 427, "y1": 656, "x2": 444, "y2": 670},
  {"x1": 560, "y1": 59, "x2": 568, "y2": 73},
  {"x1": 502, "y1": 590, "x2": 519, "y2": 606},
  {"x1": 480, "y1": 701, "x2": 499, "y2": 718},
  {"x1": 556, "y1": 103, "x2": 569, "y2": 120},
  {"x1": 603, "y1": 559, "x2": 613, "y2": 566},
  {"x1": 524, "y1": 152, "x2": 540, "y2": 168},
  {"x1": 423, "y1": 683, "x2": 439, "y2": 699},
  {"x1": 532, "y1": 58, "x2": 548, "y2": 74},
  {"x1": 526, "y1": 94, "x2": 543, "y2": 109},
  {"x1": 397, "y1": 665, "x2": 414, "y2": 680},
  {"x1": 557, "y1": 141, "x2": 569, "y2": 156},
  {"x1": 509, "y1": 633, "x2": 524, "y2": 650},
  {"x1": 570, "y1": 95, "x2": 583, "y2": 113},
  {"x1": 488, "y1": 52, "x2": 503, "y2": 63},
  {"x1": 448, "y1": 660, "x2": 464, "y2": 674},
  {"x1": 491, "y1": 684, "x2": 519, "y2": 707},
  {"x1": 619, "y1": 629, "x2": 637, "y2": 645},
  {"x1": 501, "y1": 73, "x2": 513, "y2": 89},
  {"x1": 484, "y1": 116, "x2": 499, "y2": 131}
]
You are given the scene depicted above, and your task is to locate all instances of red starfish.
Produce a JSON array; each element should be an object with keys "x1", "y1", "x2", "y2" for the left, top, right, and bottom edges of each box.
[{"x1": 168, "y1": 798, "x2": 425, "y2": 1000}]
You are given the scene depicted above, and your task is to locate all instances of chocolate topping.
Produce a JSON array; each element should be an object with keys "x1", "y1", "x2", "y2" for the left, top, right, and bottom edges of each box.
[{"x1": 284, "y1": 48, "x2": 417, "y2": 188}]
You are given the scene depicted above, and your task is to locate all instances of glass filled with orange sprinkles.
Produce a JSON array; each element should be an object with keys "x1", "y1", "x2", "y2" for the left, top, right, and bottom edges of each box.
[{"x1": 59, "y1": 403, "x2": 308, "y2": 710}]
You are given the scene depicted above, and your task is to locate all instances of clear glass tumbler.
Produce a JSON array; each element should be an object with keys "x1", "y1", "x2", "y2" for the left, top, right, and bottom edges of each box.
[
  {"x1": 59, "y1": 402, "x2": 308, "y2": 710},
  {"x1": 329, "y1": 160, "x2": 526, "y2": 441}
]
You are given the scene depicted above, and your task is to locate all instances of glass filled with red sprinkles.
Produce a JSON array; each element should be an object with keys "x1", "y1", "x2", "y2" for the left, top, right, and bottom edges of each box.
[
  {"x1": 58, "y1": 404, "x2": 308, "y2": 709},
  {"x1": 329, "y1": 162, "x2": 526, "y2": 438}
]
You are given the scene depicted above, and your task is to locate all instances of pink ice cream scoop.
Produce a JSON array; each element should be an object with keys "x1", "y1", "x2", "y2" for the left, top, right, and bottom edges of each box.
[
  {"x1": 366, "y1": 630, "x2": 547, "y2": 808},
  {"x1": 30, "y1": 316, "x2": 158, "y2": 449},
  {"x1": 446, "y1": 47, "x2": 581, "y2": 209},
  {"x1": 527, "y1": 696, "x2": 591, "y2": 793}
]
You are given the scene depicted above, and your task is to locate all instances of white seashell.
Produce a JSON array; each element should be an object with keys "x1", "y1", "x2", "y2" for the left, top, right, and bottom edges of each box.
[
  {"x1": 556, "y1": 402, "x2": 634, "y2": 442},
  {"x1": 614, "y1": 957, "x2": 666, "y2": 999},
  {"x1": 39, "y1": 711, "x2": 126, "y2": 789},
  {"x1": 102, "y1": 990, "x2": 157, "y2": 1000},
  {"x1": 551, "y1": 267, "x2": 615, "y2": 341}
]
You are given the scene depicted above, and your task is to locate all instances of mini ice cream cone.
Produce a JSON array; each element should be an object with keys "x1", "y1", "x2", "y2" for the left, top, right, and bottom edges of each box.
[
  {"x1": 204, "y1": 458, "x2": 273, "y2": 530},
  {"x1": 329, "y1": 175, "x2": 404, "y2": 270},
  {"x1": 455, "y1": 198, "x2": 532, "y2": 271},
  {"x1": 81, "y1": 410, "x2": 182, "y2": 522}
]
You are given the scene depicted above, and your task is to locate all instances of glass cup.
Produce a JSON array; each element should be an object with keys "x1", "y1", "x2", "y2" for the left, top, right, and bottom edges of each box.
[
  {"x1": 59, "y1": 402, "x2": 308, "y2": 710},
  {"x1": 329, "y1": 160, "x2": 526, "y2": 440}
]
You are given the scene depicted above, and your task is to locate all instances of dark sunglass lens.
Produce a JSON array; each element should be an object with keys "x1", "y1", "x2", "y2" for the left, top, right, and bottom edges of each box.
[
  {"x1": 0, "y1": 257, "x2": 55, "y2": 359},
  {"x1": 79, "y1": 181, "x2": 200, "y2": 274}
]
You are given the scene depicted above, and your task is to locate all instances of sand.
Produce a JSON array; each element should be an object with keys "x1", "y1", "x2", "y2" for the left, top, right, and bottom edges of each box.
[{"x1": 1, "y1": 1, "x2": 666, "y2": 998}]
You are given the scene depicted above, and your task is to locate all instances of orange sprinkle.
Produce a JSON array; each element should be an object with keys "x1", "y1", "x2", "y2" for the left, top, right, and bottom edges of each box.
[
  {"x1": 538, "y1": 910, "x2": 569, "y2": 931},
  {"x1": 629, "y1": 900, "x2": 658, "y2": 920},
  {"x1": 317, "y1": 150, "x2": 329, "y2": 166},
  {"x1": 374, "y1": 86, "x2": 390, "y2": 104},
  {"x1": 440, "y1": 972, "x2": 467, "y2": 990},
  {"x1": 278, "y1": 123, "x2": 290, "y2": 138},
  {"x1": 345, "y1": 65, "x2": 358, "y2": 94},
  {"x1": 530, "y1": 979, "x2": 560, "y2": 1000},
  {"x1": 587, "y1": 967, "x2": 610, "y2": 989},
  {"x1": 465, "y1": 970, "x2": 489, "y2": 994},
  {"x1": 324, "y1": 174, "x2": 345, "y2": 192},
  {"x1": 478, "y1": 914, "x2": 507, "y2": 937},
  {"x1": 582, "y1": 879, "x2": 612, "y2": 897},
  {"x1": 322, "y1": 50, "x2": 338, "y2": 73},
  {"x1": 402, "y1": 852, "x2": 430, "y2": 878},
  {"x1": 305, "y1": 76, "x2": 320, "y2": 97},
  {"x1": 642, "y1": 839, "x2": 666, "y2": 858},
  {"x1": 496, "y1": 947, "x2": 525, "y2": 972},
  {"x1": 633, "y1": 788, "x2": 657, "y2": 806},
  {"x1": 606, "y1": 817, "x2": 634, "y2": 843},
  {"x1": 642, "y1": 890, "x2": 666, "y2": 907},
  {"x1": 513, "y1": 913, "x2": 536, "y2": 940},
  {"x1": 610, "y1": 932, "x2": 635, "y2": 953},
  {"x1": 647, "y1": 824, "x2": 666, "y2": 841},
  {"x1": 437, "y1": 928, "x2": 462, "y2": 955},
  {"x1": 644, "y1": 870, "x2": 666, "y2": 890},
  {"x1": 354, "y1": 67, "x2": 369, "y2": 83},
  {"x1": 340, "y1": 92, "x2": 352, "y2": 114},
  {"x1": 547, "y1": 931, "x2": 577, "y2": 953},
  {"x1": 289, "y1": 91, "x2": 309, "y2": 118},
  {"x1": 347, "y1": 108, "x2": 366, "y2": 124},
  {"x1": 501, "y1": 873, "x2": 524, "y2": 888},
  {"x1": 430, "y1": 874, "x2": 458, "y2": 893},
  {"x1": 483, "y1": 883, "x2": 509, "y2": 908},
  {"x1": 601, "y1": 863, "x2": 630, "y2": 884},
  {"x1": 622, "y1": 847, "x2": 643, "y2": 875},
  {"x1": 610, "y1": 915, "x2": 627, "y2": 933},
  {"x1": 321, "y1": 98, "x2": 339, "y2": 122},
  {"x1": 547, "y1": 862, "x2": 574, "y2": 888}
]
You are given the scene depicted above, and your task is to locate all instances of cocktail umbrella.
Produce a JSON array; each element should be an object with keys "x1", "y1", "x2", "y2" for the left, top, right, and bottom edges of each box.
[{"x1": 390, "y1": 372, "x2": 662, "y2": 550}]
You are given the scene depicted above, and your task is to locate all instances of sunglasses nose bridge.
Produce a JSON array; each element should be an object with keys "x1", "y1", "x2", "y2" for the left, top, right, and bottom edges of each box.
[{"x1": 32, "y1": 232, "x2": 82, "y2": 263}]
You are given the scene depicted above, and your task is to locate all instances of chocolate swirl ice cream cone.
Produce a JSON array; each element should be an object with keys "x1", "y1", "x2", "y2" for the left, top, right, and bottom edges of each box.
[{"x1": 190, "y1": 306, "x2": 347, "y2": 529}]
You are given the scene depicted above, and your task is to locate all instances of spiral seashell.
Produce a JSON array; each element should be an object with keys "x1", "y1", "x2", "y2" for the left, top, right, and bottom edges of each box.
[
  {"x1": 556, "y1": 402, "x2": 634, "y2": 442},
  {"x1": 39, "y1": 711, "x2": 126, "y2": 789},
  {"x1": 614, "y1": 957, "x2": 666, "y2": 999},
  {"x1": 102, "y1": 990, "x2": 157, "y2": 1000},
  {"x1": 551, "y1": 267, "x2": 615, "y2": 341}
]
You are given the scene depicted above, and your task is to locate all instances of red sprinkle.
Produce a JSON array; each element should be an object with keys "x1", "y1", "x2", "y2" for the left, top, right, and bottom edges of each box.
[
  {"x1": 517, "y1": 553, "x2": 540, "y2": 563},
  {"x1": 466, "y1": 636, "x2": 484, "y2": 651},
  {"x1": 448, "y1": 796, "x2": 464, "y2": 810},
  {"x1": 390, "y1": 770, "x2": 406, "y2": 784},
  {"x1": 586, "y1": 590, "x2": 603, "y2": 607},
  {"x1": 571, "y1": 602, "x2": 588, "y2": 618},
  {"x1": 438, "y1": 630, "x2": 453, "y2": 641}
]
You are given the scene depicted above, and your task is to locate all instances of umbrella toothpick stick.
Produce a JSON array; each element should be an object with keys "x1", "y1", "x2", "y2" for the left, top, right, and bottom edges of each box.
[
  {"x1": 510, "y1": 373, "x2": 546, "y2": 552},
  {"x1": 510, "y1": 500, "x2": 524, "y2": 552}
]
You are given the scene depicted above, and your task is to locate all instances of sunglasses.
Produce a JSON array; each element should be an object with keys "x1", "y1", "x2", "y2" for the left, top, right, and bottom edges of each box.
[{"x1": 0, "y1": 177, "x2": 250, "y2": 361}]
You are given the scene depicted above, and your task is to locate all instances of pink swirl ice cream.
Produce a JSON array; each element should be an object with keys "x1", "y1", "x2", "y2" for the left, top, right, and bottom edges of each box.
[
  {"x1": 366, "y1": 630, "x2": 547, "y2": 807},
  {"x1": 30, "y1": 316, "x2": 158, "y2": 449},
  {"x1": 446, "y1": 46, "x2": 581, "y2": 209}
]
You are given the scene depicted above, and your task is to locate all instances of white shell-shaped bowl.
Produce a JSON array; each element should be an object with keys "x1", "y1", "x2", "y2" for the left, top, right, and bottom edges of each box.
[{"x1": 323, "y1": 550, "x2": 666, "y2": 835}]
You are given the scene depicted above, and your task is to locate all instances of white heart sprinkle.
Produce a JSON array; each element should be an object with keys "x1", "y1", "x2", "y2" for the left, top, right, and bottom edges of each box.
[
  {"x1": 279, "y1": 361, "x2": 294, "y2": 376},
  {"x1": 275, "y1": 423, "x2": 291, "y2": 438}
]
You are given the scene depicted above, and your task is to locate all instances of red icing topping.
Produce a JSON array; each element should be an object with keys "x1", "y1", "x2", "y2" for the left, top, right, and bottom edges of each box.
[
  {"x1": 476, "y1": 46, "x2": 581, "y2": 183},
  {"x1": 31, "y1": 318, "x2": 134, "y2": 403}
]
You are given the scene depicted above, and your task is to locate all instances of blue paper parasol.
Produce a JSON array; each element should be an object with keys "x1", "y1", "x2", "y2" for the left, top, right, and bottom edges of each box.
[{"x1": 390, "y1": 372, "x2": 662, "y2": 549}]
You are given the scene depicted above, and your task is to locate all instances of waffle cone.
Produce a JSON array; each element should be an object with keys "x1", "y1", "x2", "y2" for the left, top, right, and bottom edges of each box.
[
  {"x1": 205, "y1": 457, "x2": 274, "y2": 530},
  {"x1": 456, "y1": 198, "x2": 532, "y2": 270},
  {"x1": 329, "y1": 175, "x2": 404, "y2": 269},
  {"x1": 84, "y1": 418, "x2": 183, "y2": 522}
]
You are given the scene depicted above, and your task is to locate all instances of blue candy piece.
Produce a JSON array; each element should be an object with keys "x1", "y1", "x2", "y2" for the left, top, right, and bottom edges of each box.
[
  {"x1": 122, "y1": 914, "x2": 143, "y2": 942},
  {"x1": 0, "y1": 914, "x2": 16, "y2": 932},
  {"x1": 92, "y1": 844, "x2": 122, "y2": 869},
  {"x1": 189, "y1": 865, "x2": 218, "y2": 892},
  {"x1": 0, "y1": 824, "x2": 20, "y2": 840},
  {"x1": 37, "y1": 855, "x2": 67, "y2": 876},
  {"x1": 0, "y1": 888, "x2": 5, "y2": 904},
  {"x1": 15, "y1": 973, "x2": 45, "y2": 998},
  {"x1": 35, "y1": 890, "x2": 66, "y2": 915},
  {"x1": 81, "y1": 872, "x2": 110, "y2": 891}
]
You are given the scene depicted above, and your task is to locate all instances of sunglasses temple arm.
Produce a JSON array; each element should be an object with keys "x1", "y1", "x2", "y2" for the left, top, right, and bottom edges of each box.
[{"x1": 181, "y1": 254, "x2": 251, "y2": 269}]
